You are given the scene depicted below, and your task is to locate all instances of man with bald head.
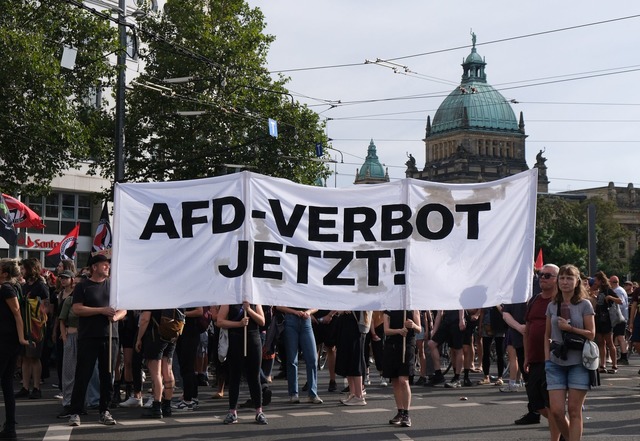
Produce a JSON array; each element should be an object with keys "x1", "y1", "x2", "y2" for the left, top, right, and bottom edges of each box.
[{"x1": 515, "y1": 264, "x2": 562, "y2": 441}]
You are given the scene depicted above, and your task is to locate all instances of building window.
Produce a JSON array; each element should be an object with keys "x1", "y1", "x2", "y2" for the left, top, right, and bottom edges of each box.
[{"x1": 26, "y1": 193, "x2": 93, "y2": 237}]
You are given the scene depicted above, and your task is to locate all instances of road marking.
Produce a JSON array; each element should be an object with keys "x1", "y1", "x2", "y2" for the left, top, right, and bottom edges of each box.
[
  {"x1": 584, "y1": 396, "x2": 617, "y2": 401},
  {"x1": 410, "y1": 405, "x2": 436, "y2": 410},
  {"x1": 43, "y1": 425, "x2": 72, "y2": 441},
  {"x1": 394, "y1": 433, "x2": 414, "y2": 440},
  {"x1": 341, "y1": 408, "x2": 389, "y2": 414},
  {"x1": 442, "y1": 402, "x2": 482, "y2": 408},
  {"x1": 174, "y1": 416, "x2": 219, "y2": 423},
  {"x1": 287, "y1": 411, "x2": 333, "y2": 417},
  {"x1": 117, "y1": 419, "x2": 166, "y2": 426}
]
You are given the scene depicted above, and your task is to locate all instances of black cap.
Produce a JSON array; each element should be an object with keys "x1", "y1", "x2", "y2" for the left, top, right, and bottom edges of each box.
[{"x1": 88, "y1": 254, "x2": 110, "y2": 266}]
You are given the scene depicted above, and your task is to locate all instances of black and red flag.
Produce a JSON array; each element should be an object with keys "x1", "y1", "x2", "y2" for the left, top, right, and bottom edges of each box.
[
  {"x1": 47, "y1": 224, "x2": 80, "y2": 261},
  {"x1": 2, "y1": 193, "x2": 45, "y2": 229},
  {"x1": 0, "y1": 194, "x2": 17, "y2": 245},
  {"x1": 92, "y1": 201, "x2": 112, "y2": 252}
]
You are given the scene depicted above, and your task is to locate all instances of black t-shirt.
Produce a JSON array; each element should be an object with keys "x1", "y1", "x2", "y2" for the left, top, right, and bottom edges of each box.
[
  {"x1": 228, "y1": 304, "x2": 258, "y2": 335},
  {"x1": 72, "y1": 279, "x2": 118, "y2": 340},
  {"x1": 22, "y1": 279, "x2": 49, "y2": 301},
  {"x1": 384, "y1": 310, "x2": 416, "y2": 345},
  {"x1": 0, "y1": 283, "x2": 18, "y2": 340}
]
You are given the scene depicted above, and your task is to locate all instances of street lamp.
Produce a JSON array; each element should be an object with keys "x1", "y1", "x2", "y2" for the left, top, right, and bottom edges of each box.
[{"x1": 114, "y1": 0, "x2": 126, "y2": 183}]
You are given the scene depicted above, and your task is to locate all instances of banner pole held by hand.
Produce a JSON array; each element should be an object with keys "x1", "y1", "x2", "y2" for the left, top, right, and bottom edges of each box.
[{"x1": 402, "y1": 310, "x2": 407, "y2": 363}]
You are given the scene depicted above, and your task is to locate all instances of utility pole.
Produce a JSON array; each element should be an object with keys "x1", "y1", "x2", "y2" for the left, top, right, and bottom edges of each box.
[{"x1": 114, "y1": 0, "x2": 126, "y2": 183}]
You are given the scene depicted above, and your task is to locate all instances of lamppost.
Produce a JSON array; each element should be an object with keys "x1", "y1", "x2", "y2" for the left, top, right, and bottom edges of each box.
[{"x1": 114, "y1": 0, "x2": 126, "y2": 183}]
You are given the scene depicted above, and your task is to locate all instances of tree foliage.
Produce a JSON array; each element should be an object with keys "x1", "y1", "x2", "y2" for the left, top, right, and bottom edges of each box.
[
  {"x1": 115, "y1": 0, "x2": 330, "y2": 185},
  {"x1": 0, "y1": 0, "x2": 117, "y2": 196},
  {"x1": 535, "y1": 196, "x2": 630, "y2": 275}
]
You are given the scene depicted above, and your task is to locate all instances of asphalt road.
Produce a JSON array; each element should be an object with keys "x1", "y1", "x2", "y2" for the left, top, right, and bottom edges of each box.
[{"x1": 4, "y1": 359, "x2": 640, "y2": 441}]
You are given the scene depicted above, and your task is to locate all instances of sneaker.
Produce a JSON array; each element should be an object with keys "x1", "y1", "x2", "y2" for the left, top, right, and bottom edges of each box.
[
  {"x1": 415, "y1": 376, "x2": 427, "y2": 386},
  {"x1": 172, "y1": 400, "x2": 195, "y2": 411},
  {"x1": 619, "y1": 358, "x2": 629, "y2": 366},
  {"x1": 307, "y1": 395, "x2": 323, "y2": 404},
  {"x1": 197, "y1": 373, "x2": 209, "y2": 387},
  {"x1": 500, "y1": 383, "x2": 520, "y2": 393},
  {"x1": 119, "y1": 396, "x2": 143, "y2": 408},
  {"x1": 14, "y1": 387, "x2": 29, "y2": 399},
  {"x1": 69, "y1": 414, "x2": 81, "y2": 427},
  {"x1": 53, "y1": 392, "x2": 64, "y2": 400},
  {"x1": 143, "y1": 396, "x2": 153, "y2": 408},
  {"x1": 444, "y1": 379, "x2": 461, "y2": 388},
  {"x1": 57, "y1": 406, "x2": 73, "y2": 419},
  {"x1": 29, "y1": 388, "x2": 42, "y2": 399},
  {"x1": 514, "y1": 412, "x2": 541, "y2": 425},
  {"x1": 401, "y1": 414, "x2": 412, "y2": 427},
  {"x1": 328, "y1": 380, "x2": 337, "y2": 392},
  {"x1": 289, "y1": 395, "x2": 300, "y2": 404},
  {"x1": 255, "y1": 412, "x2": 268, "y2": 425},
  {"x1": 379, "y1": 376, "x2": 388, "y2": 387},
  {"x1": 223, "y1": 412, "x2": 238, "y2": 425},
  {"x1": 364, "y1": 374, "x2": 371, "y2": 386},
  {"x1": 342, "y1": 396, "x2": 366, "y2": 406},
  {"x1": 341, "y1": 386, "x2": 350, "y2": 393},
  {"x1": 425, "y1": 373, "x2": 445, "y2": 387},
  {"x1": 99, "y1": 410, "x2": 116, "y2": 425},
  {"x1": 463, "y1": 378, "x2": 473, "y2": 387},
  {"x1": 389, "y1": 412, "x2": 403, "y2": 425}
]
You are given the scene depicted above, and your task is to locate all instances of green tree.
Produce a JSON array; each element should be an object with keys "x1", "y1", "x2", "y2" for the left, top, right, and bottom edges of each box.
[
  {"x1": 116, "y1": 0, "x2": 329, "y2": 185},
  {"x1": 0, "y1": 0, "x2": 117, "y2": 196},
  {"x1": 535, "y1": 195, "x2": 630, "y2": 275}
]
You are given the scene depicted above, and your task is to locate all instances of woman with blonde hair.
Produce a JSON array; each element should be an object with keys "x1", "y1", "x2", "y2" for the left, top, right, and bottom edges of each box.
[{"x1": 545, "y1": 264, "x2": 595, "y2": 441}]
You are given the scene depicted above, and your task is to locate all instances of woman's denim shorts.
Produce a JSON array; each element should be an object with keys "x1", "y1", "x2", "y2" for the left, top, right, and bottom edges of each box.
[{"x1": 545, "y1": 360, "x2": 590, "y2": 391}]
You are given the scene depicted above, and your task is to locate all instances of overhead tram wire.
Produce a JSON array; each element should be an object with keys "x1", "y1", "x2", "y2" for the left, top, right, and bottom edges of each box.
[{"x1": 268, "y1": 14, "x2": 640, "y2": 74}]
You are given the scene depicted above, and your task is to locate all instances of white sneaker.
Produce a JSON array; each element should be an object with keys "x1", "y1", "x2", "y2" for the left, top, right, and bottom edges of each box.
[
  {"x1": 119, "y1": 396, "x2": 143, "y2": 408},
  {"x1": 307, "y1": 395, "x2": 323, "y2": 404},
  {"x1": 69, "y1": 414, "x2": 80, "y2": 427},
  {"x1": 364, "y1": 375, "x2": 371, "y2": 386},
  {"x1": 289, "y1": 395, "x2": 300, "y2": 403},
  {"x1": 143, "y1": 396, "x2": 153, "y2": 408},
  {"x1": 379, "y1": 376, "x2": 388, "y2": 387},
  {"x1": 342, "y1": 396, "x2": 366, "y2": 406}
]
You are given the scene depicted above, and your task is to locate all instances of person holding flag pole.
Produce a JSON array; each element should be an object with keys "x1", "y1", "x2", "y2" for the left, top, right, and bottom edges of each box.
[
  {"x1": 383, "y1": 309, "x2": 421, "y2": 427},
  {"x1": 216, "y1": 301, "x2": 267, "y2": 425}
]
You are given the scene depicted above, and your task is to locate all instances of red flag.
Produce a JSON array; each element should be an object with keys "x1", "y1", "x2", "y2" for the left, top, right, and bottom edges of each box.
[
  {"x1": 534, "y1": 248, "x2": 544, "y2": 270},
  {"x1": 47, "y1": 224, "x2": 80, "y2": 260},
  {"x1": 2, "y1": 193, "x2": 45, "y2": 229},
  {"x1": 92, "y1": 201, "x2": 112, "y2": 252}
]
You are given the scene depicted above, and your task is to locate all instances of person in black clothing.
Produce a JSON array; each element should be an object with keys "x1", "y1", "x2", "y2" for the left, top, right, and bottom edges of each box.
[
  {"x1": 217, "y1": 301, "x2": 267, "y2": 425},
  {"x1": 173, "y1": 307, "x2": 204, "y2": 411},
  {"x1": 15, "y1": 258, "x2": 49, "y2": 400},
  {"x1": 136, "y1": 309, "x2": 180, "y2": 419},
  {"x1": 67, "y1": 254, "x2": 126, "y2": 427},
  {"x1": 383, "y1": 310, "x2": 420, "y2": 427},
  {"x1": 0, "y1": 258, "x2": 30, "y2": 440}
]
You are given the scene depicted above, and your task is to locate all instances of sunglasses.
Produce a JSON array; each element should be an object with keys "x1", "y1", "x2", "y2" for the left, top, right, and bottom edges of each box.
[{"x1": 539, "y1": 272, "x2": 557, "y2": 280}]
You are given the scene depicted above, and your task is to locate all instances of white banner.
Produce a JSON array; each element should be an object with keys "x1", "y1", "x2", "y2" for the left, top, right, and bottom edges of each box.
[{"x1": 112, "y1": 169, "x2": 537, "y2": 311}]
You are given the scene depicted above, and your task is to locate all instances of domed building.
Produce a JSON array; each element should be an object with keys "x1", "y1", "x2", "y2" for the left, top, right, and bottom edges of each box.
[
  {"x1": 408, "y1": 35, "x2": 548, "y2": 192},
  {"x1": 354, "y1": 139, "x2": 389, "y2": 184}
]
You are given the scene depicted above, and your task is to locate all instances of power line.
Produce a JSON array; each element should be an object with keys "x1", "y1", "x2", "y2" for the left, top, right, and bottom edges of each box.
[{"x1": 268, "y1": 14, "x2": 640, "y2": 73}]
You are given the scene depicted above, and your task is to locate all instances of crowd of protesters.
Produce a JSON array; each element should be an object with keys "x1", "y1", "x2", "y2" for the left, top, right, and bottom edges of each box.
[{"x1": 1, "y1": 255, "x2": 639, "y2": 441}]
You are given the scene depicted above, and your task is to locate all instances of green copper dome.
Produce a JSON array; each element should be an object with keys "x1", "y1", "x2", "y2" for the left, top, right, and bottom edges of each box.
[
  {"x1": 357, "y1": 139, "x2": 387, "y2": 180},
  {"x1": 431, "y1": 44, "x2": 518, "y2": 135}
]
